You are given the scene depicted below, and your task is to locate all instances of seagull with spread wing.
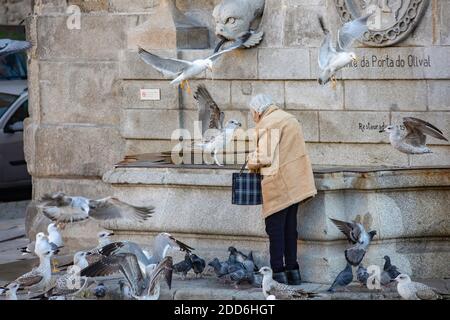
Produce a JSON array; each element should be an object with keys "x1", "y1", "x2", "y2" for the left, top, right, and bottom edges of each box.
[
  {"x1": 193, "y1": 85, "x2": 242, "y2": 166},
  {"x1": 81, "y1": 254, "x2": 173, "y2": 300},
  {"x1": 39, "y1": 192, "x2": 154, "y2": 225},
  {"x1": 380, "y1": 117, "x2": 448, "y2": 159},
  {"x1": 0, "y1": 39, "x2": 31, "y2": 57},
  {"x1": 317, "y1": 14, "x2": 371, "y2": 89},
  {"x1": 329, "y1": 217, "x2": 377, "y2": 266},
  {"x1": 138, "y1": 34, "x2": 249, "y2": 93}
]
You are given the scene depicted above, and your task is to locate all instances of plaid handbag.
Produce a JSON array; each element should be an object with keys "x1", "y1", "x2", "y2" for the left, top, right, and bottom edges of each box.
[{"x1": 232, "y1": 161, "x2": 263, "y2": 205}]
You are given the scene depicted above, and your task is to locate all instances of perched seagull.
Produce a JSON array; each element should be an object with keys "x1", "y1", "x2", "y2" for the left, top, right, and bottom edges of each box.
[
  {"x1": 395, "y1": 274, "x2": 448, "y2": 300},
  {"x1": 73, "y1": 251, "x2": 90, "y2": 270},
  {"x1": 18, "y1": 232, "x2": 55, "y2": 256},
  {"x1": 138, "y1": 35, "x2": 248, "y2": 92},
  {"x1": 39, "y1": 192, "x2": 154, "y2": 224},
  {"x1": 47, "y1": 223, "x2": 64, "y2": 248},
  {"x1": 383, "y1": 255, "x2": 401, "y2": 280},
  {"x1": 173, "y1": 253, "x2": 193, "y2": 280},
  {"x1": 11, "y1": 250, "x2": 56, "y2": 294},
  {"x1": 317, "y1": 14, "x2": 371, "y2": 89},
  {"x1": 328, "y1": 263, "x2": 353, "y2": 292},
  {"x1": 193, "y1": 85, "x2": 242, "y2": 166},
  {"x1": 3, "y1": 283, "x2": 20, "y2": 300},
  {"x1": 380, "y1": 117, "x2": 448, "y2": 160},
  {"x1": 31, "y1": 265, "x2": 88, "y2": 300},
  {"x1": 0, "y1": 39, "x2": 31, "y2": 57},
  {"x1": 329, "y1": 217, "x2": 377, "y2": 266},
  {"x1": 99, "y1": 233, "x2": 194, "y2": 276},
  {"x1": 259, "y1": 267, "x2": 320, "y2": 300},
  {"x1": 190, "y1": 254, "x2": 206, "y2": 278}
]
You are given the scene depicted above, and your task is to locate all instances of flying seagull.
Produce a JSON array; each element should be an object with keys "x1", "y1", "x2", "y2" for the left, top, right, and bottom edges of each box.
[
  {"x1": 328, "y1": 263, "x2": 353, "y2": 292},
  {"x1": 259, "y1": 267, "x2": 321, "y2": 300},
  {"x1": 133, "y1": 257, "x2": 173, "y2": 300},
  {"x1": 138, "y1": 34, "x2": 249, "y2": 93},
  {"x1": 329, "y1": 217, "x2": 377, "y2": 266},
  {"x1": 380, "y1": 117, "x2": 448, "y2": 161},
  {"x1": 0, "y1": 39, "x2": 31, "y2": 57},
  {"x1": 193, "y1": 85, "x2": 242, "y2": 166},
  {"x1": 318, "y1": 14, "x2": 371, "y2": 89},
  {"x1": 395, "y1": 274, "x2": 449, "y2": 300},
  {"x1": 39, "y1": 192, "x2": 154, "y2": 224}
]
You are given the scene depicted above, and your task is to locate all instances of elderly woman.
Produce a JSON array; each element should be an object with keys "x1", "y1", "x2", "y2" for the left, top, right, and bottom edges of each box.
[{"x1": 247, "y1": 94, "x2": 317, "y2": 285}]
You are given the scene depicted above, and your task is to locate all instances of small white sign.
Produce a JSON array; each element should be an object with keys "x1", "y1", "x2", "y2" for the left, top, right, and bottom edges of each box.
[{"x1": 140, "y1": 89, "x2": 161, "y2": 101}]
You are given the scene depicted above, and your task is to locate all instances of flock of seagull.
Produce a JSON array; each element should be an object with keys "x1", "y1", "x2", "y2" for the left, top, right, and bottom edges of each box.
[{"x1": 0, "y1": 192, "x2": 448, "y2": 300}]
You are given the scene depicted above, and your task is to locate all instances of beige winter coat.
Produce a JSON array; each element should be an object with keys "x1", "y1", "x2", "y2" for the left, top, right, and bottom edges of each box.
[{"x1": 248, "y1": 106, "x2": 317, "y2": 218}]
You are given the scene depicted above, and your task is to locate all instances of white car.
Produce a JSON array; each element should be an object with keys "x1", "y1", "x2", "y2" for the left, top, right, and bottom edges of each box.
[{"x1": 0, "y1": 80, "x2": 30, "y2": 190}]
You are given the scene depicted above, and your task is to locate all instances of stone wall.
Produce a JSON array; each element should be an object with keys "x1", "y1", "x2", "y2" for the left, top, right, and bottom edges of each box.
[{"x1": 0, "y1": 0, "x2": 32, "y2": 25}]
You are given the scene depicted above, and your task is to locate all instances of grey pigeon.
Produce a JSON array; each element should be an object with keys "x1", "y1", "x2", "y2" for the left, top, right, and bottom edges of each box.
[
  {"x1": 173, "y1": 253, "x2": 193, "y2": 279},
  {"x1": 356, "y1": 264, "x2": 369, "y2": 286},
  {"x1": 220, "y1": 267, "x2": 255, "y2": 288},
  {"x1": 395, "y1": 274, "x2": 449, "y2": 300},
  {"x1": 383, "y1": 255, "x2": 401, "y2": 279},
  {"x1": 190, "y1": 253, "x2": 206, "y2": 278},
  {"x1": 329, "y1": 217, "x2": 377, "y2": 266},
  {"x1": 93, "y1": 283, "x2": 106, "y2": 298},
  {"x1": 328, "y1": 263, "x2": 353, "y2": 292},
  {"x1": 208, "y1": 258, "x2": 229, "y2": 277},
  {"x1": 0, "y1": 39, "x2": 31, "y2": 57}
]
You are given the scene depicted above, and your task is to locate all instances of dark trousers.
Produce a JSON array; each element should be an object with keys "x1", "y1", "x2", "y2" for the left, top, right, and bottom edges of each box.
[{"x1": 264, "y1": 202, "x2": 300, "y2": 273}]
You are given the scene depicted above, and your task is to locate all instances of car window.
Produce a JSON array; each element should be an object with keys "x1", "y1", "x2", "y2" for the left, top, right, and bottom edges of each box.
[
  {"x1": 5, "y1": 98, "x2": 28, "y2": 130},
  {"x1": 0, "y1": 92, "x2": 18, "y2": 119},
  {"x1": 0, "y1": 53, "x2": 27, "y2": 80}
]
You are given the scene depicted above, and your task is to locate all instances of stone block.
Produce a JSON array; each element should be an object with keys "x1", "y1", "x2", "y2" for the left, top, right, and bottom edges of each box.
[
  {"x1": 427, "y1": 80, "x2": 450, "y2": 111},
  {"x1": 319, "y1": 111, "x2": 390, "y2": 143},
  {"x1": 344, "y1": 80, "x2": 427, "y2": 111},
  {"x1": 258, "y1": 48, "x2": 310, "y2": 79},
  {"x1": 34, "y1": 125, "x2": 125, "y2": 177},
  {"x1": 36, "y1": 14, "x2": 127, "y2": 60},
  {"x1": 410, "y1": 146, "x2": 450, "y2": 167},
  {"x1": 307, "y1": 143, "x2": 409, "y2": 167},
  {"x1": 284, "y1": 4, "x2": 326, "y2": 48},
  {"x1": 231, "y1": 80, "x2": 285, "y2": 110},
  {"x1": 121, "y1": 109, "x2": 181, "y2": 139},
  {"x1": 424, "y1": 46, "x2": 450, "y2": 79},
  {"x1": 440, "y1": 0, "x2": 450, "y2": 45},
  {"x1": 289, "y1": 111, "x2": 319, "y2": 142},
  {"x1": 206, "y1": 49, "x2": 259, "y2": 80},
  {"x1": 120, "y1": 80, "x2": 179, "y2": 110},
  {"x1": 125, "y1": 139, "x2": 175, "y2": 155},
  {"x1": 68, "y1": 0, "x2": 109, "y2": 12},
  {"x1": 285, "y1": 80, "x2": 344, "y2": 110},
  {"x1": 39, "y1": 61, "x2": 120, "y2": 125},
  {"x1": 259, "y1": 0, "x2": 285, "y2": 48}
]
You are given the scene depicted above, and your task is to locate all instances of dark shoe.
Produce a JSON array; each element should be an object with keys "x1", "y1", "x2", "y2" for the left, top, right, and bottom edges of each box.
[
  {"x1": 273, "y1": 271, "x2": 288, "y2": 284},
  {"x1": 286, "y1": 269, "x2": 302, "y2": 285}
]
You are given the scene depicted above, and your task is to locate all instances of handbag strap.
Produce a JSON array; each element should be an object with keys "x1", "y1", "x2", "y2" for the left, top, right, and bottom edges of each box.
[{"x1": 239, "y1": 159, "x2": 248, "y2": 175}]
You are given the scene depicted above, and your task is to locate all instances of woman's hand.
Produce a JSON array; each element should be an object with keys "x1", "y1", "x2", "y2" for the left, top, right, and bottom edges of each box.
[{"x1": 247, "y1": 151, "x2": 271, "y2": 171}]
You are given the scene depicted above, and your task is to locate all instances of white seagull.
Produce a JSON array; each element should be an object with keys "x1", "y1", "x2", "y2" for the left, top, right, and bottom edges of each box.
[
  {"x1": 380, "y1": 117, "x2": 448, "y2": 159},
  {"x1": 138, "y1": 35, "x2": 248, "y2": 92},
  {"x1": 259, "y1": 267, "x2": 321, "y2": 300},
  {"x1": 318, "y1": 14, "x2": 371, "y2": 89},
  {"x1": 395, "y1": 274, "x2": 448, "y2": 300}
]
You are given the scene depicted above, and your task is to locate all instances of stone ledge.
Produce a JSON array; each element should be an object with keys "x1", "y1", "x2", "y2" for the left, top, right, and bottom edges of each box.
[{"x1": 103, "y1": 166, "x2": 450, "y2": 191}]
